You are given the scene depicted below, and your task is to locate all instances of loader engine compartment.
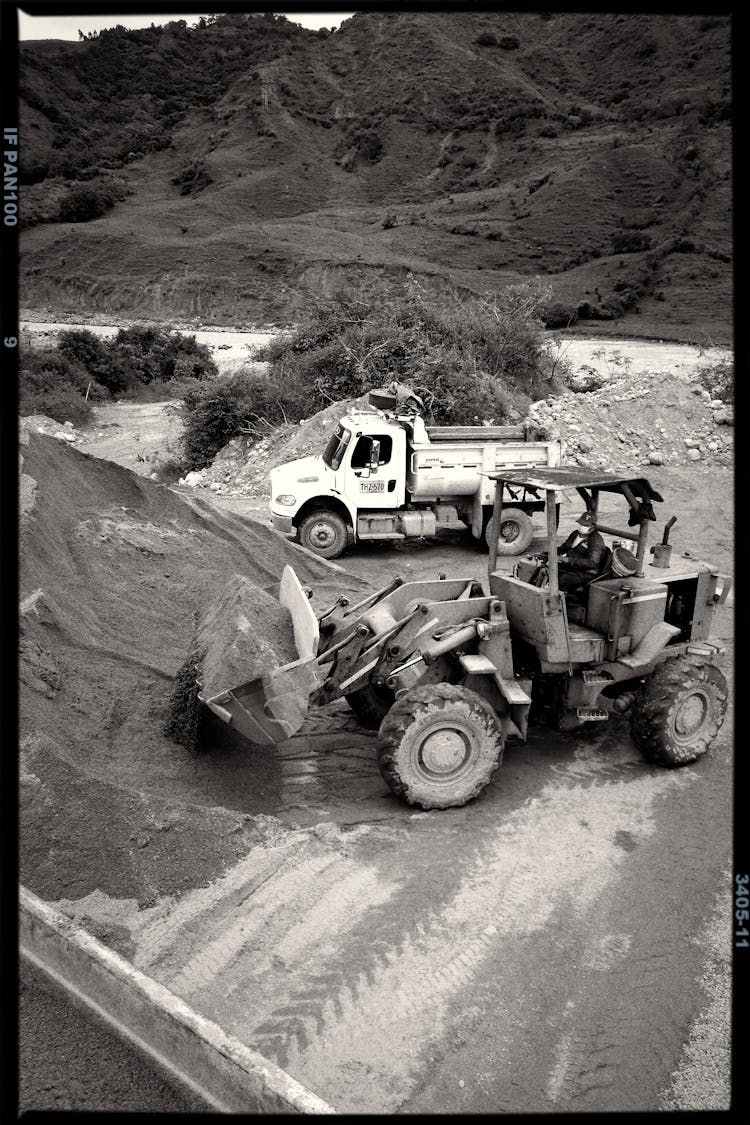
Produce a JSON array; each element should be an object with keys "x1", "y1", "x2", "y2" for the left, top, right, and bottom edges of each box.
[{"x1": 663, "y1": 577, "x2": 698, "y2": 642}]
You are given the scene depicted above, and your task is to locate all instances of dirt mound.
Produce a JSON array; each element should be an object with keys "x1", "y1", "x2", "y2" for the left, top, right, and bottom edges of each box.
[
  {"x1": 185, "y1": 395, "x2": 369, "y2": 499},
  {"x1": 195, "y1": 574, "x2": 297, "y2": 699},
  {"x1": 528, "y1": 370, "x2": 733, "y2": 471},
  {"x1": 19, "y1": 431, "x2": 370, "y2": 905},
  {"x1": 164, "y1": 574, "x2": 299, "y2": 752}
]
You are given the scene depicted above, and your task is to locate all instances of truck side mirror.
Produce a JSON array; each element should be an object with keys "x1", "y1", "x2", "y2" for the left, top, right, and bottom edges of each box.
[{"x1": 369, "y1": 439, "x2": 381, "y2": 470}]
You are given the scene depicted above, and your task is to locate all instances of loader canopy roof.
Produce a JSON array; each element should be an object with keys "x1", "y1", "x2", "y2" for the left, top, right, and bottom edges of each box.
[{"x1": 488, "y1": 467, "x2": 663, "y2": 501}]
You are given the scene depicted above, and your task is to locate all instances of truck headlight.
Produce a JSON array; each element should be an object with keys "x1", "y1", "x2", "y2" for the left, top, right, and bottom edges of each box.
[{"x1": 275, "y1": 494, "x2": 296, "y2": 506}]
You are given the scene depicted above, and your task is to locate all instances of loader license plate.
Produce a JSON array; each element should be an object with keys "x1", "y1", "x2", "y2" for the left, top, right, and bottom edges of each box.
[{"x1": 360, "y1": 481, "x2": 385, "y2": 492}]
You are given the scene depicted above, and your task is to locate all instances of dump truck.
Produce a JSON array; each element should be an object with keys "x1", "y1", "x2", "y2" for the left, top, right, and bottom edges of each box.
[
  {"x1": 199, "y1": 468, "x2": 731, "y2": 810},
  {"x1": 269, "y1": 386, "x2": 563, "y2": 559}
]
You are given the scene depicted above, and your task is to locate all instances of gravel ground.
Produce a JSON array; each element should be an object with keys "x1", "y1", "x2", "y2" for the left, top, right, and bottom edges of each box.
[
  {"x1": 659, "y1": 879, "x2": 732, "y2": 1110},
  {"x1": 19, "y1": 960, "x2": 208, "y2": 1113}
]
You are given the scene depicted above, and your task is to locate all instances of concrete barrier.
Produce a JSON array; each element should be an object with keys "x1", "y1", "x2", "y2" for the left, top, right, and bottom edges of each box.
[{"x1": 20, "y1": 886, "x2": 336, "y2": 1114}]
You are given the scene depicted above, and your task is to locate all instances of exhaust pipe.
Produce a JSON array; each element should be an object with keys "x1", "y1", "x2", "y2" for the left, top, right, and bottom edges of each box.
[{"x1": 650, "y1": 515, "x2": 677, "y2": 568}]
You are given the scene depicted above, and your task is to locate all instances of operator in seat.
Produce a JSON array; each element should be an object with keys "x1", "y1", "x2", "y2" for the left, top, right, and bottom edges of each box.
[{"x1": 556, "y1": 511, "x2": 607, "y2": 593}]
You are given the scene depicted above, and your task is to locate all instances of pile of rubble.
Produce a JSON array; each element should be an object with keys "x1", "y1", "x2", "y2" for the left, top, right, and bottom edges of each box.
[
  {"x1": 528, "y1": 369, "x2": 733, "y2": 471},
  {"x1": 176, "y1": 368, "x2": 733, "y2": 501},
  {"x1": 179, "y1": 396, "x2": 369, "y2": 499},
  {"x1": 22, "y1": 414, "x2": 85, "y2": 446}
]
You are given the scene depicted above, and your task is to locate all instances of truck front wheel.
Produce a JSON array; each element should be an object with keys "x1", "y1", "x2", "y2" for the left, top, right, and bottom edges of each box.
[
  {"x1": 377, "y1": 683, "x2": 505, "y2": 809},
  {"x1": 298, "y1": 511, "x2": 349, "y2": 559},
  {"x1": 630, "y1": 656, "x2": 728, "y2": 766},
  {"x1": 485, "y1": 508, "x2": 534, "y2": 557}
]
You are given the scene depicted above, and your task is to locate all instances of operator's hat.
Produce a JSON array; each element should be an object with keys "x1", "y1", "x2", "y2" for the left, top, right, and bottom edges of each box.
[{"x1": 576, "y1": 511, "x2": 595, "y2": 527}]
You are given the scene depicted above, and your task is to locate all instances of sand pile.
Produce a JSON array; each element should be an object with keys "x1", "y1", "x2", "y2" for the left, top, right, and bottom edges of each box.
[
  {"x1": 164, "y1": 574, "x2": 299, "y2": 752},
  {"x1": 19, "y1": 429, "x2": 370, "y2": 906},
  {"x1": 195, "y1": 574, "x2": 298, "y2": 698}
]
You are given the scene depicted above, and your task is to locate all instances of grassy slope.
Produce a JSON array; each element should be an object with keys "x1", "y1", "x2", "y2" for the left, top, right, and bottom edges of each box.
[{"x1": 19, "y1": 11, "x2": 732, "y2": 342}]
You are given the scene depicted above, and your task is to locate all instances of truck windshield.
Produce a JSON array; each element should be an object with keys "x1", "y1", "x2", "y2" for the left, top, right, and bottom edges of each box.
[{"x1": 322, "y1": 424, "x2": 351, "y2": 470}]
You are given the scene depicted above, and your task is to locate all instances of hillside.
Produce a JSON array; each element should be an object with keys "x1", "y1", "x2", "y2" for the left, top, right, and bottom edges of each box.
[{"x1": 19, "y1": 10, "x2": 732, "y2": 342}]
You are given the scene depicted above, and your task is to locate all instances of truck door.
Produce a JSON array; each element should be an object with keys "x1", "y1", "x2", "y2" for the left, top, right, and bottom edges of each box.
[{"x1": 345, "y1": 430, "x2": 405, "y2": 508}]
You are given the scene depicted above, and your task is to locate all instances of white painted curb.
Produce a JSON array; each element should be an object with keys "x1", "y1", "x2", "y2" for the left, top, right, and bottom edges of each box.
[{"x1": 20, "y1": 886, "x2": 336, "y2": 1114}]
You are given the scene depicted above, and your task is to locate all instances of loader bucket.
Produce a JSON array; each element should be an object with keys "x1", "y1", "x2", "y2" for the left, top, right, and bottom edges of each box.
[
  {"x1": 198, "y1": 565, "x2": 322, "y2": 746},
  {"x1": 201, "y1": 657, "x2": 325, "y2": 745}
]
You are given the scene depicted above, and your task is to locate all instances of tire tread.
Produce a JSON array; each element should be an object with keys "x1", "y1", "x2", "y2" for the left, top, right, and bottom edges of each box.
[
  {"x1": 631, "y1": 656, "x2": 728, "y2": 767},
  {"x1": 377, "y1": 683, "x2": 504, "y2": 809}
]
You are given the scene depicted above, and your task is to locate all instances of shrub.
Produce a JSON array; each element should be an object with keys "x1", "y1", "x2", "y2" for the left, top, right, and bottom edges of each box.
[
  {"x1": 22, "y1": 382, "x2": 94, "y2": 426},
  {"x1": 352, "y1": 127, "x2": 383, "y2": 162},
  {"x1": 58, "y1": 185, "x2": 115, "y2": 222},
  {"x1": 22, "y1": 327, "x2": 217, "y2": 422},
  {"x1": 180, "y1": 368, "x2": 309, "y2": 470},
  {"x1": 612, "y1": 231, "x2": 652, "y2": 254},
  {"x1": 543, "y1": 302, "x2": 578, "y2": 329},
  {"x1": 694, "y1": 360, "x2": 733, "y2": 403},
  {"x1": 20, "y1": 349, "x2": 98, "y2": 423},
  {"x1": 181, "y1": 380, "x2": 250, "y2": 470},
  {"x1": 498, "y1": 35, "x2": 520, "y2": 49},
  {"x1": 576, "y1": 299, "x2": 626, "y2": 322},
  {"x1": 476, "y1": 33, "x2": 498, "y2": 47},
  {"x1": 109, "y1": 325, "x2": 217, "y2": 385},
  {"x1": 171, "y1": 159, "x2": 213, "y2": 195},
  {"x1": 261, "y1": 278, "x2": 565, "y2": 427},
  {"x1": 21, "y1": 348, "x2": 89, "y2": 396},
  {"x1": 57, "y1": 329, "x2": 116, "y2": 389}
]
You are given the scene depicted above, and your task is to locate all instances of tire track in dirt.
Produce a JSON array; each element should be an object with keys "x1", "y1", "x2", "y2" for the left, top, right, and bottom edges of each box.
[
  {"x1": 47, "y1": 720, "x2": 730, "y2": 1114},
  {"x1": 66, "y1": 751, "x2": 692, "y2": 1111},
  {"x1": 271, "y1": 767, "x2": 694, "y2": 1112},
  {"x1": 493, "y1": 730, "x2": 733, "y2": 1114}
]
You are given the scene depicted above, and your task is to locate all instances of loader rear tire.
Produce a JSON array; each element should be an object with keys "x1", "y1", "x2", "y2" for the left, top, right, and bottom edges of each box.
[
  {"x1": 485, "y1": 508, "x2": 534, "y2": 557},
  {"x1": 346, "y1": 683, "x2": 394, "y2": 728},
  {"x1": 298, "y1": 510, "x2": 349, "y2": 559},
  {"x1": 377, "y1": 683, "x2": 505, "y2": 809},
  {"x1": 631, "y1": 656, "x2": 728, "y2": 766}
]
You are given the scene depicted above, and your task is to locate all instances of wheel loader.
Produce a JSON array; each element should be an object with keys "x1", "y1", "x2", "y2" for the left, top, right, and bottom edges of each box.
[{"x1": 198, "y1": 469, "x2": 731, "y2": 810}]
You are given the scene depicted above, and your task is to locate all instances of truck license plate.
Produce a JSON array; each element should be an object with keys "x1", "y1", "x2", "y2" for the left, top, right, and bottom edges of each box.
[{"x1": 360, "y1": 480, "x2": 385, "y2": 492}]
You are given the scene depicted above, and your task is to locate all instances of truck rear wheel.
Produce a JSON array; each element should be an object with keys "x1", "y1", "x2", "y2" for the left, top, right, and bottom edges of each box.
[
  {"x1": 631, "y1": 656, "x2": 728, "y2": 766},
  {"x1": 298, "y1": 511, "x2": 349, "y2": 559},
  {"x1": 486, "y1": 507, "x2": 534, "y2": 557},
  {"x1": 376, "y1": 683, "x2": 505, "y2": 809}
]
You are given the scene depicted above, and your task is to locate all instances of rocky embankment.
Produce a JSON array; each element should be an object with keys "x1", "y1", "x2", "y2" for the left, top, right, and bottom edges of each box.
[
  {"x1": 528, "y1": 368, "x2": 733, "y2": 471},
  {"x1": 179, "y1": 367, "x2": 732, "y2": 501}
]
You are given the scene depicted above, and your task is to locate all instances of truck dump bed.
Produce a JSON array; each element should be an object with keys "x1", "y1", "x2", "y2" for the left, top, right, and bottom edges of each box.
[
  {"x1": 425, "y1": 425, "x2": 528, "y2": 442},
  {"x1": 407, "y1": 438, "x2": 561, "y2": 499}
]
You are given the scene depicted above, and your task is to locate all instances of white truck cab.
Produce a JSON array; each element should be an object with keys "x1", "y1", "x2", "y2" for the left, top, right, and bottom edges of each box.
[{"x1": 270, "y1": 390, "x2": 563, "y2": 559}]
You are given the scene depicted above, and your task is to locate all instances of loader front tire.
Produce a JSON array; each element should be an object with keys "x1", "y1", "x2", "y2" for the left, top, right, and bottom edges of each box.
[
  {"x1": 298, "y1": 510, "x2": 349, "y2": 559},
  {"x1": 377, "y1": 683, "x2": 505, "y2": 809},
  {"x1": 485, "y1": 508, "x2": 534, "y2": 557},
  {"x1": 631, "y1": 656, "x2": 728, "y2": 767}
]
